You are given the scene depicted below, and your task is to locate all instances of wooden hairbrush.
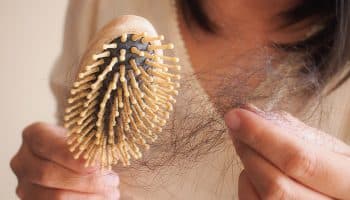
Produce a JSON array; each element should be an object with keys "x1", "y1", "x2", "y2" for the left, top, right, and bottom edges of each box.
[{"x1": 63, "y1": 16, "x2": 181, "y2": 169}]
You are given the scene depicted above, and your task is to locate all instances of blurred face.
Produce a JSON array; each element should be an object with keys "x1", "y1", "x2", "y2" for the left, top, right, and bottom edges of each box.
[{"x1": 177, "y1": 0, "x2": 315, "y2": 112}]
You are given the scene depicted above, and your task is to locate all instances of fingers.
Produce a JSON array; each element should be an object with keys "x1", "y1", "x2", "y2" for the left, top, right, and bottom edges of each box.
[
  {"x1": 236, "y1": 141, "x2": 333, "y2": 200},
  {"x1": 242, "y1": 104, "x2": 350, "y2": 156},
  {"x1": 11, "y1": 142, "x2": 119, "y2": 193},
  {"x1": 22, "y1": 122, "x2": 96, "y2": 173},
  {"x1": 226, "y1": 108, "x2": 350, "y2": 199},
  {"x1": 16, "y1": 181, "x2": 118, "y2": 200},
  {"x1": 11, "y1": 122, "x2": 121, "y2": 200},
  {"x1": 238, "y1": 170, "x2": 259, "y2": 200}
]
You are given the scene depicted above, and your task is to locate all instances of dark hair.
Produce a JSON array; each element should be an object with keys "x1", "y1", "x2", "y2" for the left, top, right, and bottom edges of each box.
[
  {"x1": 277, "y1": 0, "x2": 350, "y2": 93},
  {"x1": 180, "y1": 0, "x2": 350, "y2": 94}
]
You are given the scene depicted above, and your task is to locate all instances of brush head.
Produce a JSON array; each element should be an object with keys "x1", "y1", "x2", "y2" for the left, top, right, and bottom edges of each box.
[{"x1": 63, "y1": 16, "x2": 180, "y2": 169}]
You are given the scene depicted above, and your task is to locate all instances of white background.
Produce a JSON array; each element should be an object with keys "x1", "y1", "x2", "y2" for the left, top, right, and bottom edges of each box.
[{"x1": 0, "y1": 1, "x2": 68, "y2": 199}]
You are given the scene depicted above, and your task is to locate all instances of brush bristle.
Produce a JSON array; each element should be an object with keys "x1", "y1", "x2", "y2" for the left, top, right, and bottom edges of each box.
[{"x1": 64, "y1": 32, "x2": 180, "y2": 169}]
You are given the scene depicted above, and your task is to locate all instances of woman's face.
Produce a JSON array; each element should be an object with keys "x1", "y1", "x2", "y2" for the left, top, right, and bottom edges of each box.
[{"x1": 177, "y1": 0, "x2": 316, "y2": 111}]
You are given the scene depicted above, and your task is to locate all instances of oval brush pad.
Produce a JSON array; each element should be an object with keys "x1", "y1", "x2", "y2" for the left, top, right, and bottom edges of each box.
[{"x1": 63, "y1": 16, "x2": 181, "y2": 169}]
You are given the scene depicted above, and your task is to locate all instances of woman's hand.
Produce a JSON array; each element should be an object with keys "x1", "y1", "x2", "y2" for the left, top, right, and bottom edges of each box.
[
  {"x1": 10, "y1": 122, "x2": 120, "y2": 200},
  {"x1": 225, "y1": 105, "x2": 350, "y2": 200}
]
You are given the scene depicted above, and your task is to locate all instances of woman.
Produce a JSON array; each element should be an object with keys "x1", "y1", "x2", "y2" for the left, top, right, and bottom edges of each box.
[{"x1": 10, "y1": 0, "x2": 350, "y2": 199}]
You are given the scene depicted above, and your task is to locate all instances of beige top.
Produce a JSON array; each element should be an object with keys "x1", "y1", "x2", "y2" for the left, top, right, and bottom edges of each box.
[{"x1": 51, "y1": 0, "x2": 350, "y2": 199}]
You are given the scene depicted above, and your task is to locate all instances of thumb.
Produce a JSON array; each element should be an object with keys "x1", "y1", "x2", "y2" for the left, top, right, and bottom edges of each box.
[{"x1": 241, "y1": 104, "x2": 350, "y2": 156}]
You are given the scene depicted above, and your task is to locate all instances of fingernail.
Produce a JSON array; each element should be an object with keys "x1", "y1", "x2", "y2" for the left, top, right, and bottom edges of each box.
[
  {"x1": 224, "y1": 110, "x2": 240, "y2": 131},
  {"x1": 241, "y1": 104, "x2": 264, "y2": 115},
  {"x1": 106, "y1": 173, "x2": 120, "y2": 187}
]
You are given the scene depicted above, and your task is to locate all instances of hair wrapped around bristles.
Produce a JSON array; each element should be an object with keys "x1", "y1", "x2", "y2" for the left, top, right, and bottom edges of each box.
[{"x1": 64, "y1": 32, "x2": 181, "y2": 169}]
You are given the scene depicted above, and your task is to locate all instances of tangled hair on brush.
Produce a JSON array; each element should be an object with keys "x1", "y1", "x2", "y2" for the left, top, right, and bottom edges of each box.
[{"x1": 64, "y1": 32, "x2": 181, "y2": 169}]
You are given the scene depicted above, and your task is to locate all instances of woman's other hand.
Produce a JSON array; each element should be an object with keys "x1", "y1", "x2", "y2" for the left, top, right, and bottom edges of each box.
[
  {"x1": 225, "y1": 105, "x2": 350, "y2": 200},
  {"x1": 10, "y1": 122, "x2": 120, "y2": 200}
]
